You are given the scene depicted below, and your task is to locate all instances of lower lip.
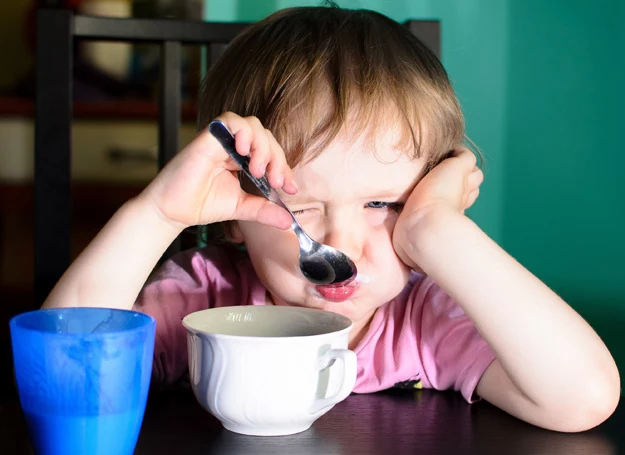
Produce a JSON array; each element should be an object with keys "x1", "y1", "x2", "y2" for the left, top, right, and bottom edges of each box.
[{"x1": 315, "y1": 285, "x2": 357, "y2": 302}]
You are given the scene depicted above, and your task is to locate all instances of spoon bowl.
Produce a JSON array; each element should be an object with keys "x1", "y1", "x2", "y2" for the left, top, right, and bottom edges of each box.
[{"x1": 209, "y1": 120, "x2": 357, "y2": 286}]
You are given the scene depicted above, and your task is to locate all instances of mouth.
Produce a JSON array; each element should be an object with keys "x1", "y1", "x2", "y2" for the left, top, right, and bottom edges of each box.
[{"x1": 314, "y1": 284, "x2": 357, "y2": 302}]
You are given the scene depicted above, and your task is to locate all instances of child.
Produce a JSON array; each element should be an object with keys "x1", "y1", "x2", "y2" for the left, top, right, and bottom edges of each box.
[{"x1": 43, "y1": 6, "x2": 619, "y2": 432}]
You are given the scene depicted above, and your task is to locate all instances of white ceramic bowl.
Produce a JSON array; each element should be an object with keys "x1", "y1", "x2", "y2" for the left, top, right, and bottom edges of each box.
[{"x1": 183, "y1": 306, "x2": 357, "y2": 436}]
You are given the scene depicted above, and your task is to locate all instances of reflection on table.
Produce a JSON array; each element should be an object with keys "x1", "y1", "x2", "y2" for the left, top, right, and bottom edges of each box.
[
  {"x1": 135, "y1": 388, "x2": 622, "y2": 455},
  {"x1": 1, "y1": 387, "x2": 622, "y2": 454}
]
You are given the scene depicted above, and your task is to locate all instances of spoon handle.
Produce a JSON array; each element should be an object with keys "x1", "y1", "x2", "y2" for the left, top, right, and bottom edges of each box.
[
  {"x1": 208, "y1": 121, "x2": 356, "y2": 285},
  {"x1": 208, "y1": 120, "x2": 289, "y2": 211}
]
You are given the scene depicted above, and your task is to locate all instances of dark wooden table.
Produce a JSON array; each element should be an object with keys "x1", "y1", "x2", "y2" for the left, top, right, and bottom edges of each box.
[{"x1": 1, "y1": 387, "x2": 623, "y2": 454}]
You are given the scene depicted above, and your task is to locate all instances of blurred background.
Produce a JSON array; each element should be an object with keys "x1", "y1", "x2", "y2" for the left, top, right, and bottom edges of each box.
[{"x1": 0, "y1": 0, "x2": 623, "y2": 391}]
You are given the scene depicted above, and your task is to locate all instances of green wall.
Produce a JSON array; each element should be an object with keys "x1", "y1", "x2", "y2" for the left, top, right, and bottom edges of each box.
[
  {"x1": 205, "y1": 1, "x2": 625, "y2": 390},
  {"x1": 503, "y1": 0, "x2": 625, "y2": 387}
]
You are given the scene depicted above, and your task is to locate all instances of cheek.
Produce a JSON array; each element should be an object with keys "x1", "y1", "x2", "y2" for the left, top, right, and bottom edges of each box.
[
  {"x1": 241, "y1": 229, "x2": 307, "y2": 303},
  {"x1": 365, "y1": 218, "x2": 411, "y2": 277},
  {"x1": 369, "y1": 247, "x2": 412, "y2": 298},
  {"x1": 366, "y1": 210, "x2": 397, "y2": 227},
  {"x1": 237, "y1": 223, "x2": 300, "y2": 277}
]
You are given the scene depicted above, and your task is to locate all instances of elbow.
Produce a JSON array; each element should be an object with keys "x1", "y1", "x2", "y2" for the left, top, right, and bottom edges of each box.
[
  {"x1": 566, "y1": 386, "x2": 619, "y2": 433},
  {"x1": 548, "y1": 367, "x2": 621, "y2": 433}
]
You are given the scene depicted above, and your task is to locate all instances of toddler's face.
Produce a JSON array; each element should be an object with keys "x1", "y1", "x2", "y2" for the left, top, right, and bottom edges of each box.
[{"x1": 237, "y1": 123, "x2": 426, "y2": 330}]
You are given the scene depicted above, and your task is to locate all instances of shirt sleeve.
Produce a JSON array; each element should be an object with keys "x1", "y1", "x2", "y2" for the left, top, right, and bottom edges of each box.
[
  {"x1": 414, "y1": 277, "x2": 496, "y2": 402},
  {"x1": 133, "y1": 246, "x2": 255, "y2": 388},
  {"x1": 132, "y1": 249, "x2": 213, "y2": 388}
]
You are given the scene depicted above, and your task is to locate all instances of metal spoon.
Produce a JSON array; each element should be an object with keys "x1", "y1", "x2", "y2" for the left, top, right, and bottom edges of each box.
[{"x1": 208, "y1": 120, "x2": 357, "y2": 286}]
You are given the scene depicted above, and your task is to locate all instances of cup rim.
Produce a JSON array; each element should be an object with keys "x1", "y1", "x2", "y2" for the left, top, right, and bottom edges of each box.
[
  {"x1": 9, "y1": 307, "x2": 156, "y2": 337},
  {"x1": 182, "y1": 305, "x2": 354, "y2": 341}
]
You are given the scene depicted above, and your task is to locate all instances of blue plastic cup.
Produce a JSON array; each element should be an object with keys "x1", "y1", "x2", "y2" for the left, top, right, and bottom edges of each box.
[{"x1": 9, "y1": 307, "x2": 156, "y2": 455}]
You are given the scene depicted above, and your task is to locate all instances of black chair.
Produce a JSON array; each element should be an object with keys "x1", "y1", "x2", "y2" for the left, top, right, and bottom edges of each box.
[{"x1": 33, "y1": 4, "x2": 441, "y2": 305}]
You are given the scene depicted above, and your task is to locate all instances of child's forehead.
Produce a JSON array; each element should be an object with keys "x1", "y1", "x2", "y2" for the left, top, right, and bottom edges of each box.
[
  {"x1": 290, "y1": 124, "x2": 425, "y2": 193},
  {"x1": 292, "y1": 107, "x2": 428, "y2": 167},
  {"x1": 288, "y1": 144, "x2": 424, "y2": 204}
]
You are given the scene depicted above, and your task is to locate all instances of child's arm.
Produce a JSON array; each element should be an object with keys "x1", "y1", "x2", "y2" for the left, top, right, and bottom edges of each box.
[
  {"x1": 393, "y1": 150, "x2": 620, "y2": 432},
  {"x1": 43, "y1": 113, "x2": 296, "y2": 310}
]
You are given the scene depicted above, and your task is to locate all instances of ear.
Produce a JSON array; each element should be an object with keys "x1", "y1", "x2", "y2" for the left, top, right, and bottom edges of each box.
[{"x1": 224, "y1": 220, "x2": 245, "y2": 244}]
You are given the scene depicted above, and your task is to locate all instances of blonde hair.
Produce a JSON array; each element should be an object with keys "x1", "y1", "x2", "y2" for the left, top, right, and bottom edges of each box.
[{"x1": 198, "y1": 6, "x2": 466, "y2": 174}]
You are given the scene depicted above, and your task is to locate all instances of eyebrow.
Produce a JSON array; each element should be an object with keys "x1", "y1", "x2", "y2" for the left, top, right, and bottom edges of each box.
[{"x1": 282, "y1": 189, "x2": 410, "y2": 205}]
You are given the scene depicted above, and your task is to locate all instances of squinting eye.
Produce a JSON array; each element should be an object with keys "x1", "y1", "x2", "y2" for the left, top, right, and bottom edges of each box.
[{"x1": 366, "y1": 201, "x2": 404, "y2": 212}]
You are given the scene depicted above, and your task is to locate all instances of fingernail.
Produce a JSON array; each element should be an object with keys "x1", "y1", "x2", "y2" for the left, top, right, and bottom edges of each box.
[{"x1": 287, "y1": 180, "x2": 298, "y2": 193}]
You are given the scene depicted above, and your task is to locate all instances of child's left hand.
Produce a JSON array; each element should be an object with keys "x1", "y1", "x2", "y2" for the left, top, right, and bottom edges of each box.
[{"x1": 392, "y1": 147, "x2": 484, "y2": 270}]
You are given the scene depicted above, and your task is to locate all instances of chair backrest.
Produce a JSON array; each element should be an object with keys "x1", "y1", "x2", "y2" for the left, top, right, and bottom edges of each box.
[{"x1": 33, "y1": 7, "x2": 440, "y2": 305}]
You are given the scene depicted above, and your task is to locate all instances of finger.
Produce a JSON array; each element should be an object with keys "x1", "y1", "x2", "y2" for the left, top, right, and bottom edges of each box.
[
  {"x1": 450, "y1": 145, "x2": 472, "y2": 156},
  {"x1": 265, "y1": 129, "x2": 298, "y2": 193},
  {"x1": 264, "y1": 129, "x2": 286, "y2": 188},
  {"x1": 185, "y1": 127, "x2": 233, "y2": 163},
  {"x1": 215, "y1": 114, "x2": 275, "y2": 178},
  {"x1": 255, "y1": 202, "x2": 293, "y2": 229},
  {"x1": 465, "y1": 188, "x2": 480, "y2": 210},
  {"x1": 467, "y1": 168, "x2": 484, "y2": 191},
  {"x1": 246, "y1": 117, "x2": 273, "y2": 178},
  {"x1": 452, "y1": 148, "x2": 477, "y2": 169},
  {"x1": 215, "y1": 112, "x2": 253, "y2": 157},
  {"x1": 233, "y1": 193, "x2": 293, "y2": 230}
]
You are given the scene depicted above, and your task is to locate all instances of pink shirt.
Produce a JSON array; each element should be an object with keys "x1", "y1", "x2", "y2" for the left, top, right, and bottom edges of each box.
[{"x1": 134, "y1": 246, "x2": 495, "y2": 402}]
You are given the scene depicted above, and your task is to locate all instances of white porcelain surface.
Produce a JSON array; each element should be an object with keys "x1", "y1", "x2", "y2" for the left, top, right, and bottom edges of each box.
[{"x1": 183, "y1": 306, "x2": 357, "y2": 436}]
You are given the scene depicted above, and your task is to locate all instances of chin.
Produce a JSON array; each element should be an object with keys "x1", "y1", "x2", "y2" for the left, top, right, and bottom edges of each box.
[
  {"x1": 270, "y1": 274, "x2": 406, "y2": 320},
  {"x1": 308, "y1": 295, "x2": 379, "y2": 323},
  {"x1": 275, "y1": 293, "x2": 355, "y2": 318}
]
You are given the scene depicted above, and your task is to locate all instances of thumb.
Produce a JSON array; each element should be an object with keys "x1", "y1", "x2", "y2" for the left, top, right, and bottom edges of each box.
[{"x1": 233, "y1": 195, "x2": 293, "y2": 230}]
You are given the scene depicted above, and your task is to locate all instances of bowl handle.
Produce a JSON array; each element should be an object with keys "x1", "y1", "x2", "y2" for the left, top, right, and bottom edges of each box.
[{"x1": 310, "y1": 348, "x2": 357, "y2": 414}]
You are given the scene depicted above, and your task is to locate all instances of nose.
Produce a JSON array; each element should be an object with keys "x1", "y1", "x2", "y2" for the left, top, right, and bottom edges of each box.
[{"x1": 321, "y1": 215, "x2": 366, "y2": 263}]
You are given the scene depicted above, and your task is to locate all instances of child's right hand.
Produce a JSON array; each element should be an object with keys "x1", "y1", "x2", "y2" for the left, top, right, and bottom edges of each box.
[{"x1": 140, "y1": 112, "x2": 297, "y2": 231}]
